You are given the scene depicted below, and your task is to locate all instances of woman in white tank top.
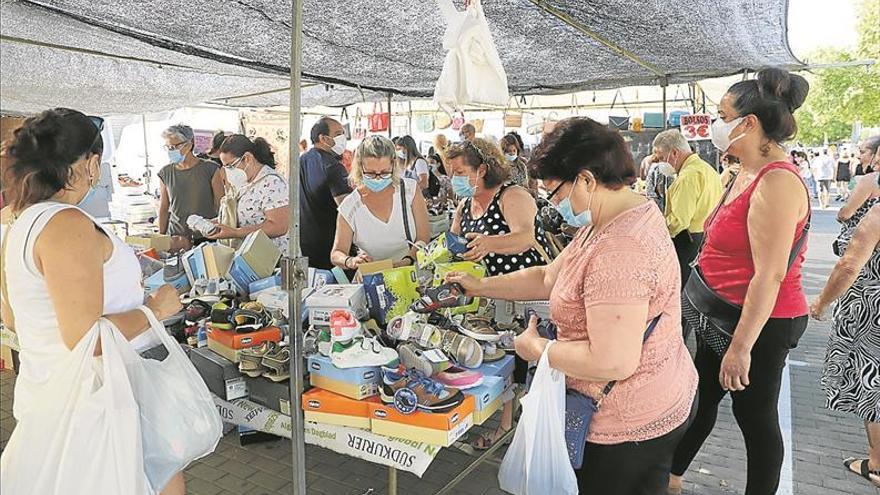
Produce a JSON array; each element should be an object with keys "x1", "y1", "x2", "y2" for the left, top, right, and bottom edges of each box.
[{"x1": 0, "y1": 109, "x2": 184, "y2": 494}]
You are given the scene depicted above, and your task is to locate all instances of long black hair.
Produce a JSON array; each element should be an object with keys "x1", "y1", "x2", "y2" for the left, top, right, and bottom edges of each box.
[
  {"x1": 219, "y1": 134, "x2": 276, "y2": 168},
  {"x1": 397, "y1": 135, "x2": 423, "y2": 167}
]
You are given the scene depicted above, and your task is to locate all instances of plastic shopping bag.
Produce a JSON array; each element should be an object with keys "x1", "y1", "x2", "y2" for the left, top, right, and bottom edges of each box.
[
  {"x1": 498, "y1": 341, "x2": 578, "y2": 495},
  {"x1": 118, "y1": 306, "x2": 223, "y2": 493},
  {"x1": 0, "y1": 321, "x2": 149, "y2": 495}
]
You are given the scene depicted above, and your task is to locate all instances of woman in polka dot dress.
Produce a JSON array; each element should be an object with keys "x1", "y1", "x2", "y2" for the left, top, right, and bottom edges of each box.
[{"x1": 445, "y1": 138, "x2": 551, "y2": 450}]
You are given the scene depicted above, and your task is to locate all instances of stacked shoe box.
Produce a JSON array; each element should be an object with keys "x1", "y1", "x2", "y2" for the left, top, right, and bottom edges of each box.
[
  {"x1": 206, "y1": 325, "x2": 282, "y2": 363},
  {"x1": 476, "y1": 354, "x2": 515, "y2": 388},
  {"x1": 306, "y1": 285, "x2": 368, "y2": 326},
  {"x1": 189, "y1": 346, "x2": 248, "y2": 401},
  {"x1": 368, "y1": 396, "x2": 476, "y2": 447},
  {"x1": 246, "y1": 375, "x2": 294, "y2": 416},
  {"x1": 462, "y1": 375, "x2": 506, "y2": 426},
  {"x1": 227, "y1": 230, "x2": 282, "y2": 295},
  {"x1": 307, "y1": 354, "x2": 383, "y2": 400},
  {"x1": 302, "y1": 388, "x2": 379, "y2": 429}
]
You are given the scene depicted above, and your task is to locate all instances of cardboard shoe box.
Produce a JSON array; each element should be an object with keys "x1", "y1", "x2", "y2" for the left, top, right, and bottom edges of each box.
[
  {"x1": 368, "y1": 396, "x2": 475, "y2": 447},
  {"x1": 307, "y1": 354, "x2": 382, "y2": 385},
  {"x1": 306, "y1": 284, "x2": 368, "y2": 326},
  {"x1": 206, "y1": 325, "x2": 282, "y2": 363},
  {"x1": 473, "y1": 395, "x2": 504, "y2": 426},
  {"x1": 126, "y1": 233, "x2": 172, "y2": 252},
  {"x1": 302, "y1": 388, "x2": 379, "y2": 429},
  {"x1": 189, "y1": 346, "x2": 248, "y2": 400},
  {"x1": 477, "y1": 354, "x2": 515, "y2": 382},
  {"x1": 246, "y1": 376, "x2": 292, "y2": 416},
  {"x1": 235, "y1": 230, "x2": 281, "y2": 279},
  {"x1": 463, "y1": 375, "x2": 505, "y2": 412},
  {"x1": 309, "y1": 374, "x2": 379, "y2": 400}
]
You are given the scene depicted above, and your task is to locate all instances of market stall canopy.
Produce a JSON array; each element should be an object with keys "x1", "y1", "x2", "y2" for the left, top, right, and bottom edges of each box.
[{"x1": 1, "y1": 0, "x2": 803, "y2": 114}]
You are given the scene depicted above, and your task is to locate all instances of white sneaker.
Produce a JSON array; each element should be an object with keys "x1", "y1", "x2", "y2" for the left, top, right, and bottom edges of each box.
[{"x1": 331, "y1": 336, "x2": 399, "y2": 369}]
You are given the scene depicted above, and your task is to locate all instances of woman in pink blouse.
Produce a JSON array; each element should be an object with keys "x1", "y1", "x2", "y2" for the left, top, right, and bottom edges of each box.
[{"x1": 449, "y1": 117, "x2": 697, "y2": 494}]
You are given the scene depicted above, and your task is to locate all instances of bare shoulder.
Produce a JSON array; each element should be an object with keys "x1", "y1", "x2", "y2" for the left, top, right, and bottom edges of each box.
[
  {"x1": 499, "y1": 184, "x2": 533, "y2": 204},
  {"x1": 39, "y1": 208, "x2": 100, "y2": 248}
]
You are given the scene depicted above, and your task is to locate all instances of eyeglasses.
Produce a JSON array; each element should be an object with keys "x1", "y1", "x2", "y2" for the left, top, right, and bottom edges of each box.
[
  {"x1": 164, "y1": 141, "x2": 190, "y2": 152},
  {"x1": 546, "y1": 181, "x2": 567, "y2": 202},
  {"x1": 362, "y1": 169, "x2": 393, "y2": 180},
  {"x1": 224, "y1": 156, "x2": 244, "y2": 168}
]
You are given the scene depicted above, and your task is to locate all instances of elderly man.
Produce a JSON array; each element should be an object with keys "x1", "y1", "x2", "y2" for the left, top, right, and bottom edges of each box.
[
  {"x1": 158, "y1": 124, "x2": 224, "y2": 244},
  {"x1": 299, "y1": 117, "x2": 352, "y2": 269},
  {"x1": 459, "y1": 123, "x2": 476, "y2": 142},
  {"x1": 653, "y1": 129, "x2": 722, "y2": 294}
]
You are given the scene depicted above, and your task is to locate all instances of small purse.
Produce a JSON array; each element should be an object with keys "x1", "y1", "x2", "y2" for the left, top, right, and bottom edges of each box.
[{"x1": 527, "y1": 315, "x2": 661, "y2": 469}]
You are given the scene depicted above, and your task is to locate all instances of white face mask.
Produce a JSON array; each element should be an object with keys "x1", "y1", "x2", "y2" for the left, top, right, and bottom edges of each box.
[
  {"x1": 331, "y1": 134, "x2": 347, "y2": 156},
  {"x1": 225, "y1": 158, "x2": 249, "y2": 190},
  {"x1": 711, "y1": 116, "x2": 745, "y2": 152}
]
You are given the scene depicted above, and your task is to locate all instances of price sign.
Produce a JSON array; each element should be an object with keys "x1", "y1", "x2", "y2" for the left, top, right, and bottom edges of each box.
[{"x1": 680, "y1": 114, "x2": 712, "y2": 141}]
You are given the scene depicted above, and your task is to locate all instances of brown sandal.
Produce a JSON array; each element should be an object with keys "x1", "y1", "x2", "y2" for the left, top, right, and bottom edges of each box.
[{"x1": 471, "y1": 425, "x2": 511, "y2": 451}]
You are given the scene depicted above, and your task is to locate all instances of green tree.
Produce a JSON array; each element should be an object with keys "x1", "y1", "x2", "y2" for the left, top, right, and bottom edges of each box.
[{"x1": 795, "y1": 0, "x2": 880, "y2": 145}]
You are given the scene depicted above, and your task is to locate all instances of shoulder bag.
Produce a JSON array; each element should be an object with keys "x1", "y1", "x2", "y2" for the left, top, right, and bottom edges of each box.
[
  {"x1": 681, "y1": 179, "x2": 810, "y2": 357},
  {"x1": 217, "y1": 171, "x2": 283, "y2": 249}
]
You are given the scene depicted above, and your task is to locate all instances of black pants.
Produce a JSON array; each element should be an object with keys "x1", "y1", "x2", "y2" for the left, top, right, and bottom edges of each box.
[
  {"x1": 673, "y1": 231, "x2": 703, "y2": 340},
  {"x1": 576, "y1": 397, "x2": 697, "y2": 495},
  {"x1": 671, "y1": 316, "x2": 808, "y2": 495}
]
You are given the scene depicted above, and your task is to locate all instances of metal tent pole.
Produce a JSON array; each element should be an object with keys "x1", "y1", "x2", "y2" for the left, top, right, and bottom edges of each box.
[
  {"x1": 387, "y1": 92, "x2": 393, "y2": 138},
  {"x1": 408, "y1": 101, "x2": 413, "y2": 136},
  {"x1": 141, "y1": 114, "x2": 151, "y2": 192},
  {"x1": 284, "y1": 0, "x2": 308, "y2": 494},
  {"x1": 661, "y1": 81, "x2": 668, "y2": 130}
]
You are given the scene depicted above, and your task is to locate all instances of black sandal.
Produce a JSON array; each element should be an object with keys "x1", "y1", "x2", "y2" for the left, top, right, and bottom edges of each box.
[
  {"x1": 843, "y1": 457, "x2": 880, "y2": 487},
  {"x1": 471, "y1": 425, "x2": 511, "y2": 451}
]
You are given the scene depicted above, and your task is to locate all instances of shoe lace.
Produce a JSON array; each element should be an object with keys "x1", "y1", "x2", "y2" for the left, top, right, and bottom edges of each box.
[{"x1": 407, "y1": 370, "x2": 444, "y2": 397}]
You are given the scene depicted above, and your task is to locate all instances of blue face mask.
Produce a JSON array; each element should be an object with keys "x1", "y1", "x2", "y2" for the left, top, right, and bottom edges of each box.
[
  {"x1": 363, "y1": 176, "x2": 392, "y2": 192},
  {"x1": 504, "y1": 153, "x2": 517, "y2": 162},
  {"x1": 554, "y1": 177, "x2": 592, "y2": 228},
  {"x1": 167, "y1": 149, "x2": 184, "y2": 163},
  {"x1": 452, "y1": 175, "x2": 476, "y2": 198},
  {"x1": 77, "y1": 186, "x2": 97, "y2": 208}
]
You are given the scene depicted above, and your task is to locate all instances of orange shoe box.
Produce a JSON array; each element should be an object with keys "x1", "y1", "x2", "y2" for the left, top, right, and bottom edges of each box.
[
  {"x1": 302, "y1": 388, "x2": 379, "y2": 430},
  {"x1": 368, "y1": 396, "x2": 475, "y2": 447},
  {"x1": 206, "y1": 325, "x2": 282, "y2": 350},
  {"x1": 310, "y1": 374, "x2": 379, "y2": 400}
]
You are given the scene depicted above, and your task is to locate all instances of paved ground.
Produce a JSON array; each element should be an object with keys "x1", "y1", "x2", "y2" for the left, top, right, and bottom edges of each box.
[{"x1": 2, "y1": 201, "x2": 879, "y2": 495}]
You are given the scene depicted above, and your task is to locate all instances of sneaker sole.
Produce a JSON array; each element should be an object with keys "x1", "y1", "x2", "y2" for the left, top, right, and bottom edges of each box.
[
  {"x1": 398, "y1": 345, "x2": 435, "y2": 376},
  {"x1": 439, "y1": 376, "x2": 483, "y2": 390},
  {"x1": 458, "y1": 326, "x2": 501, "y2": 343},
  {"x1": 379, "y1": 384, "x2": 463, "y2": 413}
]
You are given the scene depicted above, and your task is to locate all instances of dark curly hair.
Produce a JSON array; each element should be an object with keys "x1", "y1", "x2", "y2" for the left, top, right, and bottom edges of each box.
[
  {"x1": 446, "y1": 138, "x2": 509, "y2": 188},
  {"x1": 727, "y1": 68, "x2": 809, "y2": 144},
  {"x1": 6, "y1": 108, "x2": 103, "y2": 210},
  {"x1": 529, "y1": 117, "x2": 636, "y2": 189},
  {"x1": 219, "y1": 134, "x2": 276, "y2": 168}
]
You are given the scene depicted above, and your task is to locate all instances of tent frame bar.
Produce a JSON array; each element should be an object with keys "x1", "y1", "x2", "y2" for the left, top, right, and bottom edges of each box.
[{"x1": 527, "y1": 0, "x2": 666, "y2": 79}]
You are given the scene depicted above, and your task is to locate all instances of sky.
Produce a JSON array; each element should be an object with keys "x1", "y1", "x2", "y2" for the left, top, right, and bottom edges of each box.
[{"x1": 787, "y1": 0, "x2": 860, "y2": 58}]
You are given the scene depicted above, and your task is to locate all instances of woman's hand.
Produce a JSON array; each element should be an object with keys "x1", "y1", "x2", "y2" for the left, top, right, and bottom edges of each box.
[
  {"x1": 205, "y1": 223, "x2": 241, "y2": 240},
  {"x1": 809, "y1": 297, "x2": 830, "y2": 321},
  {"x1": 514, "y1": 315, "x2": 547, "y2": 362},
  {"x1": 444, "y1": 271, "x2": 485, "y2": 297},
  {"x1": 462, "y1": 232, "x2": 494, "y2": 262},
  {"x1": 146, "y1": 285, "x2": 183, "y2": 321},
  {"x1": 719, "y1": 345, "x2": 751, "y2": 392},
  {"x1": 347, "y1": 252, "x2": 373, "y2": 269}
]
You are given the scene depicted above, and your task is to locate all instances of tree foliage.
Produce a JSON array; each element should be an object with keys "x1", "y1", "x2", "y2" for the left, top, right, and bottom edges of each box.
[{"x1": 795, "y1": 0, "x2": 880, "y2": 145}]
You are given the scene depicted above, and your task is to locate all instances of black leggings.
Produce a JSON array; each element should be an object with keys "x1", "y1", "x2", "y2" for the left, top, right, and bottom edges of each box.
[
  {"x1": 671, "y1": 316, "x2": 808, "y2": 495},
  {"x1": 576, "y1": 397, "x2": 697, "y2": 494}
]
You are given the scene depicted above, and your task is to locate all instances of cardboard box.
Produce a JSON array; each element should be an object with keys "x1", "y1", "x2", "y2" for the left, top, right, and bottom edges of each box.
[
  {"x1": 354, "y1": 259, "x2": 393, "y2": 282},
  {"x1": 477, "y1": 354, "x2": 515, "y2": 381},
  {"x1": 189, "y1": 346, "x2": 248, "y2": 400},
  {"x1": 302, "y1": 388, "x2": 378, "y2": 429},
  {"x1": 126, "y1": 233, "x2": 171, "y2": 252},
  {"x1": 235, "y1": 230, "x2": 281, "y2": 279},
  {"x1": 207, "y1": 325, "x2": 282, "y2": 350},
  {"x1": 249, "y1": 273, "x2": 281, "y2": 295},
  {"x1": 227, "y1": 256, "x2": 262, "y2": 295},
  {"x1": 145, "y1": 267, "x2": 191, "y2": 295},
  {"x1": 362, "y1": 266, "x2": 420, "y2": 326},
  {"x1": 203, "y1": 243, "x2": 236, "y2": 279},
  {"x1": 473, "y1": 395, "x2": 503, "y2": 426},
  {"x1": 432, "y1": 262, "x2": 486, "y2": 314},
  {"x1": 310, "y1": 374, "x2": 378, "y2": 400},
  {"x1": 463, "y1": 375, "x2": 505, "y2": 412},
  {"x1": 307, "y1": 354, "x2": 383, "y2": 386},
  {"x1": 181, "y1": 245, "x2": 208, "y2": 284},
  {"x1": 308, "y1": 268, "x2": 336, "y2": 288},
  {"x1": 247, "y1": 376, "x2": 291, "y2": 415},
  {"x1": 306, "y1": 284, "x2": 368, "y2": 326},
  {"x1": 368, "y1": 396, "x2": 475, "y2": 447}
]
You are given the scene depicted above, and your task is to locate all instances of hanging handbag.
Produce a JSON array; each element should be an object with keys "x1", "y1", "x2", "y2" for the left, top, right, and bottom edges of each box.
[
  {"x1": 416, "y1": 114, "x2": 435, "y2": 133},
  {"x1": 353, "y1": 107, "x2": 367, "y2": 140},
  {"x1": 526, "y1": 315, "x2": 662, "y2": 469},
  {"x1": 368, "y1": 102, "x2": 389, "y2": 133},
  {"x1": 681, "y1": 180, "x2": 810, "y2": 357},
  {"x1": 451, "y1": 111, "x2": 466, "y2": 131},
  {"x1": 340, "y1": 107, "x2": 352, "y2": 139},
  {"x1": 435, "y1": 111, "x2": 452, "y2": 130}
]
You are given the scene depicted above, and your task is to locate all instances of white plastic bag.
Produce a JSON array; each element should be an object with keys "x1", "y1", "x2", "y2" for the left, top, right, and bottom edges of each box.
[
  {"x1": 433, "y1": 0, "x2": 510, "y2": 112},
  {"x1": 0, "y1": 320, "x2": 150, "y2": 494},
  {"x1": 119, "y1": 306, "x2": 223, "y2": 493},
  {"x1": 498, "y1": 340, "x2": 578, "y2": 495}
]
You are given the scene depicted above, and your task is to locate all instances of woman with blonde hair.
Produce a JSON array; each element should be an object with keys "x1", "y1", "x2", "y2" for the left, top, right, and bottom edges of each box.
[{"x1": 331, "y1": 135, "x2": 430, "y2": 270}]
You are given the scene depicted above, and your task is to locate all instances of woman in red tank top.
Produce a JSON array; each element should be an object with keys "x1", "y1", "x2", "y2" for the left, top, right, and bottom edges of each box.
[{"x1": 669, "y1": 68, "x2": 811, "y2": 495}]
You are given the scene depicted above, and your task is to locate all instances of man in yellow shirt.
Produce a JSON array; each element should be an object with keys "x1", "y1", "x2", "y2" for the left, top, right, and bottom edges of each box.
[{"x1": 653, "y1": 130, "x2": 722, "y2": 296}]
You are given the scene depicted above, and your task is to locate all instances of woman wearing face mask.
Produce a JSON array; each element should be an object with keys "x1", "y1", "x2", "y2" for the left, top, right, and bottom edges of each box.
[
  {"x1": 670, "y1": 68, "x2": 811, "y2": 495},
  {"x1": 836, "y1": 137, "x2": 880, "y2": 245},
  {"x1": 499, "y1": 132, "x2": 535, "y2": 193},
  {"x1": 425, "y1": 153, "x2": 454, "y2": 214},
  {"x1": 396, "y1": 135, "x2": 430, "y2": 194},
  {"x1": 206, "y1": 135, "x2": 291, "y2": 255},
  {"x1": 0, "y1": 109, "x2": 185, "y2": 494},
  {"x1": 447, "y1": 117, "x2": 697, "y2": 493},
  {"x1": 331, "y1": 136, "x2": 430, "y2": 270}
]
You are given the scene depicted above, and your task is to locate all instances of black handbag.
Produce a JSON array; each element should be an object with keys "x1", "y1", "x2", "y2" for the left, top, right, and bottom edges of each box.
[{"x1": 682, "y1": 179, "x2": 810, "y2": 357}]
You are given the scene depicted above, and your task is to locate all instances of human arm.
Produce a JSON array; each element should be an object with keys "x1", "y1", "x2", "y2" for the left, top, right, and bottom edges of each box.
[
  {"x1": 328, "y1": 161, "x2": 353, "y2": 206},
  {"x1": 330, "y1": 214, "x2": 372, "y2": 269},
  {"x1": 721, "y1": 170, "x2": 808, "y2": 391},
  {"x1": 414, "y1": 159, "x2": 429, "y2": 192},
  {"x1": 158, "y1": 178, "x2": 170, "y2": 235},
  {"x1": 208, "y1": 205, "x2": 289, "y2": 240},
  {"x1": 446, "y1": 246, "x2": 568, "y2": 301},
  {"x1": 462, "y1": 186, "x2": 539, "y2": 261},
  {"x1": 838, "y1": 172, "x2": 879, "y2": 222},
  {"x1": 811, "y1": 206, "x2": 880, "y2": 319},
  {"x1": 35, "y1": 209, "x2": 181, "y2": 350},
  {"x1": 450, "y1": 200, "x2": 465, "y2": 236},
  {"x1": 211, "y1": 167, "x2": 225, "y2": 211},
  {"x1": 664, "y1": 172, "x2": 699, "y2": 237}
]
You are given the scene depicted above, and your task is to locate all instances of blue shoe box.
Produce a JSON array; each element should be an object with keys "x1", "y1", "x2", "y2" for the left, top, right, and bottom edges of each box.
[
  {"x1": 145, "y1": 268, "x2": 191, "y2": 294},
  {"x1": 307, "y1": 354, "x2": 382, "y2": 386},
  {"x1": 463, "y1": 375, "x2": 505, "y2": 412},
  {"x1": 228, "y1": 256, "x2": 262, "y2": 295},
  {"x1": 477, "y1": 355, "x2": 515, "y2": 381},
  {"x1": 249, "y1": 273, "x2": 282, "y2": 294}
]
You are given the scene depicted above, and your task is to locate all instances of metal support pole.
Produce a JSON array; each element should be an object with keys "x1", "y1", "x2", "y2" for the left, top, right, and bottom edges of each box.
[
  {"x1": 388, "y1": 467, "x2": 398, "y2": 495},
  {"x1": 141, "y1": 114, "x2": 152, "y2": 192},
  {"x1": 661, "y1": 82, "x2": 668, "y2": 129},
  {"x1": 285, "y1": 1, "x2": 308, "y2": 494},
  {"x1": 408, "y1": 101, "x2": 413, "y2": 136},
  {"x1": 387, "y1": 92, "x2": 393, "y2": 138}
]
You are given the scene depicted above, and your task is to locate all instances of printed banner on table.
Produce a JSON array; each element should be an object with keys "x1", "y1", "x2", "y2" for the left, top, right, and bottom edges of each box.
[
  {"x1": 212, "y1": 396, "x2": 441, "y2": 477},
  {"x1": 1, "y1": 325, "x2": 20, "y2": 351},
  {"x1": 680, "y1": 114, "x2": 713, "y2": 141}
]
